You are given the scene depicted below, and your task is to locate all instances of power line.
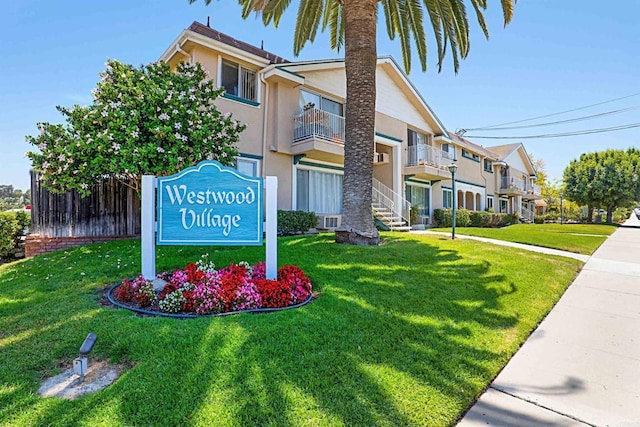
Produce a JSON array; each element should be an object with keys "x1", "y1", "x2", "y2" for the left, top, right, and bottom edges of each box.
[
  {"x1": 466, "y1": 105, "x2": 640, "y2": 131},
  {"x1": 464, "y1": 122, "x2": 640, "y2": 139},
  {"x1": 462, "y1": 91, "x2": 640, "y2": 132}
]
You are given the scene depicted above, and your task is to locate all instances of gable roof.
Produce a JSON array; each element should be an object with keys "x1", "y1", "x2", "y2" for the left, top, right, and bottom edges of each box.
[
  {"x1": 187, "y1": 22, "x2": 289, "y2": 65},
  {"x1": 486, "y1": 143, "x2": 521, "y2": 161},
  {"x1": 447, "y1": 132, "x2": 497, "y2": 159},
  {"x1": 277, "y1": 56, "x2": 449, "y2": 136},
  {"x1": 487, "y1": 142, "x2": 537, "y2": 177}
]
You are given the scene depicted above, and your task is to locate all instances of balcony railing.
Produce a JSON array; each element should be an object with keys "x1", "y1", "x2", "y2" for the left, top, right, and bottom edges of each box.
[
  {"x1": 406, "y1": 144, "x2": 454, "y2": 168},
  {"x1": 500, "y1": 176, "x2": 526, "y2": 192},
  {"x1": 293, "y1": 108, "x2": 345, "y2": 144},
  {"x1": 528, "y1": 184, "x2": 542, "y2": 196}
]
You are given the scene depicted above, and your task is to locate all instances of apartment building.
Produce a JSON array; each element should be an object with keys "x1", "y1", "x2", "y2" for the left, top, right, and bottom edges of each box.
[{"x1": 160, "y1": 22, "x2": 541, "y2": 230}]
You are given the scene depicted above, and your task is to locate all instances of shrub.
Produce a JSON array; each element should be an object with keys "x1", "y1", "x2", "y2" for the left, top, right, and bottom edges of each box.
[
  {"x1": 434, "y1": 208, "x2": 519, "y2": 228},
  {"x1": 469, "y1": 211, "x2": 492, "y2": 227},
  {"x1": 433, "y1": 208, "x2": 471, "y2": 227},
  {"x1": 534, "y1": 216, "x2": 544, "y2": 224},
  {"x1": 0, "y1": 211, "x2": 29, "y2": 259},
  {"x1": 277, "y1": 210, "x2": 317, "y2": 235}
]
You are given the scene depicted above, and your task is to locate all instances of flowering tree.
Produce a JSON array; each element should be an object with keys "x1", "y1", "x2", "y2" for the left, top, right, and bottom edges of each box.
[{"x1": 27, "y1": 60, "x2": 245, "y2": 196}]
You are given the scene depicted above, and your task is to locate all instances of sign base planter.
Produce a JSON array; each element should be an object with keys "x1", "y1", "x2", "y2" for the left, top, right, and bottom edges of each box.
[{"x1": 106, "y1": 283, "x2": 313, "y2": 319}]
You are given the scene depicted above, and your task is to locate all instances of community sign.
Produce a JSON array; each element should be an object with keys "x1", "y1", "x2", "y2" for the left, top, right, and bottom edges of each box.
[{"x1": 156, "y1": 160, "x2": 263, "y2": 245}]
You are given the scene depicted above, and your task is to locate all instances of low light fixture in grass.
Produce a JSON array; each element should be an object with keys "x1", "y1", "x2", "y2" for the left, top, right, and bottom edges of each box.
[
  {"x1": 448, "y1": 162, "x2": 458, "y2": 239},
  {"x1": 73, "y1": 333, "x2": 97, "y2": 381}
]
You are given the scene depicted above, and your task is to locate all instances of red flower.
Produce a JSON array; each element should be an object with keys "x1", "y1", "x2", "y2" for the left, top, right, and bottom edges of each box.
[
  {"x1": 255, "y1": 278, "x2": 292, "y2": 308},
  {"x1": 159, "y1": 283, "x2": 179, "y2": 300},
  {"x1": 184, "y1": 262, "x2": 205, "y2": 283},
  {"x1": 115, "y1": 280, "x2": 136, "y2": 302}
]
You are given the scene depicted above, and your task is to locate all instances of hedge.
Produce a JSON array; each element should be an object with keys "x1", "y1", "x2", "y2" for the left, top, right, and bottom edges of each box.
[
  {"x1": 433, "y1": 208, "x2": 518, "y2": 228},
  {"x1": 277, "y1": 210, "x2": 318, "y2": 235},
  {"x1": 0, "y1": 210, "x2": 30, "y2": 259}
]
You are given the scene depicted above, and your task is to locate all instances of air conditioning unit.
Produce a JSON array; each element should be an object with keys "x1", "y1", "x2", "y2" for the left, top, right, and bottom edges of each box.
[
  {"x1": 373, "y1": 152, "x2": 389, "y2": 164},
  {"x1": 317, "y1": 215, "x2": 342, "y2": 229}
]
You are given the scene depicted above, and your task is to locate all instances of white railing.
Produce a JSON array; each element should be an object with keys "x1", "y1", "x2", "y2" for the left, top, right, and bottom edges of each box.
[
  {"x1": 528, "y1": 184, "x2": 542, "y2": 196},
  {"x1": 521, "y1": 205, "x2": 535, "y2": 222},
  {"x1": 406, "y1": 144, "x2": 454, "y2": 168},
  {"x1": 501, "y1": 176, "x2": 526, "y2": 192},
  {"x1": 293, "y1": 108, "x2": 345, "y2": 144},
  {"x1": 372, "y1": 178, "x2": 412, "y2": 226}
]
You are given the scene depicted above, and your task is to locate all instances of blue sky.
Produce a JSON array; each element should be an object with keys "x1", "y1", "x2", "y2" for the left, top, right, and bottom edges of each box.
[{"x1": 1, "y1": 0, "x2": 638, "y2": 191}]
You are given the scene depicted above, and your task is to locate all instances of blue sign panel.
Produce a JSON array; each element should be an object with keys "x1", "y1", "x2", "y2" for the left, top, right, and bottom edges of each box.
[{"x1": 157, "y1": 160, "x2": 263, "y2": 245}]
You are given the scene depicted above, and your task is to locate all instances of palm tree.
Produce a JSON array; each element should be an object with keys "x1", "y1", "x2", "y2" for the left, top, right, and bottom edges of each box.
[{"x1": 190, "y1": 0, "x2": 516, "y2": 245}]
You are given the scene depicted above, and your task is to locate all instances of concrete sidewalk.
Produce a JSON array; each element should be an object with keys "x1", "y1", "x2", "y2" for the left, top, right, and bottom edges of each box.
[{"x1": 458, "y1": 218, "x2": 640, "y2": 426}]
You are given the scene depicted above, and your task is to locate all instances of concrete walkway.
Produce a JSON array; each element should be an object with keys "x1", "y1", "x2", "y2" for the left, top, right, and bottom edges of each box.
[
  {"x1": 458, "y1": 215, "x2": 640, "y2": 426},
  {"x1": 415, "y1": 230, "x2": 591, "y2": 262}
]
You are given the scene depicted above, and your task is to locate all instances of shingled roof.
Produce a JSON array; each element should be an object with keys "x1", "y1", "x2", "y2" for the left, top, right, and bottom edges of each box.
[
  {"x1": 447, "y1": 131, "x2": 499, "y2": 159},
  {"x1": 188, "y1": 21, "x2": 290, "y2": 65}
]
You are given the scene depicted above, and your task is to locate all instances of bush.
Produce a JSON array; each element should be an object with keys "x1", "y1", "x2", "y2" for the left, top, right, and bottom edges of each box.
[
  {"x1": 0, "y1": 211, "x2": 30, "y2": 260},
  {"x1": 433, "y1": 208, "x2": 470, "y2": 228},
  {"x1": 277, "y1": 210, "x2": 317, "y2": 235},
  {"x1": 434, "y1": 208, "x2": 518, "y2": 228}
]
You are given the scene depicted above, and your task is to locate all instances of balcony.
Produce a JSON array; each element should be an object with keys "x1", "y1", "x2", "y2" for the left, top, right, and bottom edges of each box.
[
  {"x1": 404, "y1": 144, "x2": 455, "y2": 180},
  {"x1": 292, "y1": 108, "x2": 345, "y2": 163},
  {"x1": 499, "y1": 177, "x2": 542, "y2": 199},
  {"x1": 525, "y1": 183, "x2": 543, "y2": 200}
]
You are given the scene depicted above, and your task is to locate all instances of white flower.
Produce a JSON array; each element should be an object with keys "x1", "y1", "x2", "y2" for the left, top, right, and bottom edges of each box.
[
  {"x1": 80, "y1": 183, "x2": 88, "y2": 190},
  {"x1": 174, "y1": 122, "x2": 182, "y2": 129},
  {"x1": 101, "y1": 110, "x2": 108, "y2": 117},
  {"x1": 157, "y1": 147, "x2": 165, "y2": 153},
  {"x1": 131, "y1": 130, "x2": 139, "y2": 138},
  {"x1": 112, "y1": 143, "x2": 121, "y2": 151},
  {"x1": 159, "y1": 113, "x2": 170, "y2": 120}
]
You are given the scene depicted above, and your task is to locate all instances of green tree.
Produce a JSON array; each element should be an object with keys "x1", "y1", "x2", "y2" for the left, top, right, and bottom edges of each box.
[
  {"x1": 563, "y1": 149, "x2": 640, "y2": 223},
  {"x1": 190, "y1": 0, "x2": 515, "y2": 245},
  {"x1": 27, "y1": 60, "x2": 245, "y2": 196}
]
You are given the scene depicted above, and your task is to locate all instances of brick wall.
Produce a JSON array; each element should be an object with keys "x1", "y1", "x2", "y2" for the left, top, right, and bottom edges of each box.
[{"x1": 25, "y1": 235, "x2": 139, "y2": 258}]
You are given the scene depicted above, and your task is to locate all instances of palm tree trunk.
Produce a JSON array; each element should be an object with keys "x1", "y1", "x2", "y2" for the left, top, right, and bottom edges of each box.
[{"x1": 335, "y1": 0, "x2": 380, "y2": 245}]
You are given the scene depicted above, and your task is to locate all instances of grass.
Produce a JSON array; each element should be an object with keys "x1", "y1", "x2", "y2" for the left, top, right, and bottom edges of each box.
[
  {"x1": 0, "y1": 232, "x2": 583, "y2": 426},
  {"x1": 430, "y1": 223, "x2": 617, "y2": 255}
]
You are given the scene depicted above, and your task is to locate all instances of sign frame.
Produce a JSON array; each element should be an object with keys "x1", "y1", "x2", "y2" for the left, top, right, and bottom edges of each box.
[{"x1": 156, "y1": 160, "x2": 263, "y2": 246}]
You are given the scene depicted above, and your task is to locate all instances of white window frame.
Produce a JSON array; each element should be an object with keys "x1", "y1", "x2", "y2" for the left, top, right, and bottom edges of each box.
[
  {"x1": 293, "y1": 163, "x2": 344, "y2": 214},
  {"x1": 235, "y1": 157, "x2": 260, "y2": 177},
  {"x1": 442, "y1": 188, "x2": 453, "y2": 209},
  {"x1": 219, "y1": 58, "x2": 257, "y2": 102},
  {"x1": 299, "y1": 89, "x2": 344, "y2": 116},
  {"x1": 487, "y1": 195, "x2": 494, "y2": 211}
]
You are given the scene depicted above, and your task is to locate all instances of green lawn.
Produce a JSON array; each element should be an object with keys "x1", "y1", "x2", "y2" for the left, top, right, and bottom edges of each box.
[
  {"x1": 430, "y1": 223, "x2": 617, "y2": 255},
  {"x1": 0, "y1": 233, "x2": 582, "y2": 426}
]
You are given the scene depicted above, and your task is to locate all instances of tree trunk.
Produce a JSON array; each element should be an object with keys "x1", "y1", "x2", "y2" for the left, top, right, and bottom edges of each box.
[
  {"x1": 335, "y1": 0, "x2": 379, "y2": 245},
  {"x1": 587, "y1": 205, "x2": 593, "y2": 223},
  {"x1": 606, "y1": 206, "x2": 613, "y2": 224}
]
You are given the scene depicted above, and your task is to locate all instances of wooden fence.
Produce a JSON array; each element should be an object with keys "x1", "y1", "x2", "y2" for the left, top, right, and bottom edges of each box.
[{"x1": 30, "y1": 172, "x2": 141, "y2": 238}]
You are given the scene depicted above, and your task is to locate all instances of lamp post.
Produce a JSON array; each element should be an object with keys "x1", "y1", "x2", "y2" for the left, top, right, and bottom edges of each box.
[
  {"x1": 559, "y1": 192, "x2": 564, "y2": 225},
  {"x1": 448, "y1": 163, "x2": 458, "y2": 239}
]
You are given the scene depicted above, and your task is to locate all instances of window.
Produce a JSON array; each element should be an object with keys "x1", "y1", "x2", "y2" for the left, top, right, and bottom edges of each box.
[
  {"x1": 296, "y1": 169, "x2": 343, "y2": 214},
  {"x1": 499, "y1": 199, "x2": 509, "y2": 213},
  {"x1": 221, "y1": 60, "x2": 257, "y2": 101},
  {"x1": 299, "y1": 90, "x2": 343, "y2": 116},
  {"x1": 407, "y1": 129, "x2": 432, "y2": 147},
  {"x1": 462, "y1": 149, "x2": 480, "y2": 162},
  {"x1": 236, "y1": 158, "x2": 259, "y2": 177},
  {"x1": 443, "y1": 188, "x2": 453, "y2": 209},
  {"x1": 487, "y1": 195, "x2": 494, "y2": 211},
  {"x1": 483, "y1": 159, "x2": 492, "y2": 172},
  {"x1": 406, "y1": 184, "x2": 430, "y2": 217}
]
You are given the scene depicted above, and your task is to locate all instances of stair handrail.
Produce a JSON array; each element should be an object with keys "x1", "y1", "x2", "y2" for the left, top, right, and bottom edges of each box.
[{"x1": 372, "y1": 178, "x2": 412, "y2": 226}]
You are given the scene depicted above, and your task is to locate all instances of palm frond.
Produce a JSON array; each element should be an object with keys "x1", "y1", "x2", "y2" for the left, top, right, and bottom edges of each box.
[
  {"x1": 293, "y1": 0, "x2": 325, "y2": 55},
  {"x1": 405, "y1": 0, "x2": 428, "y2": 72},
  {"x1": 501, "y1": 0, "x2": 515, "y2": 27},
  {"x1": 469, "y1": 0, "x2": 489, "y2": 39}
]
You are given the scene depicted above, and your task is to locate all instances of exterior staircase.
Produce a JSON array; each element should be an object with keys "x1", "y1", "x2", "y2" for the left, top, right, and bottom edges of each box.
[{"x1": 372, "y1": 178, "x2": 412, "y2": 231}]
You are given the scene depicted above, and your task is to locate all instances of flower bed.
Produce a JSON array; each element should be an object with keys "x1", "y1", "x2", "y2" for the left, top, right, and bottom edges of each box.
[{"x1": 108, "y1": 255, "x2": 312, "y2": 317}]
